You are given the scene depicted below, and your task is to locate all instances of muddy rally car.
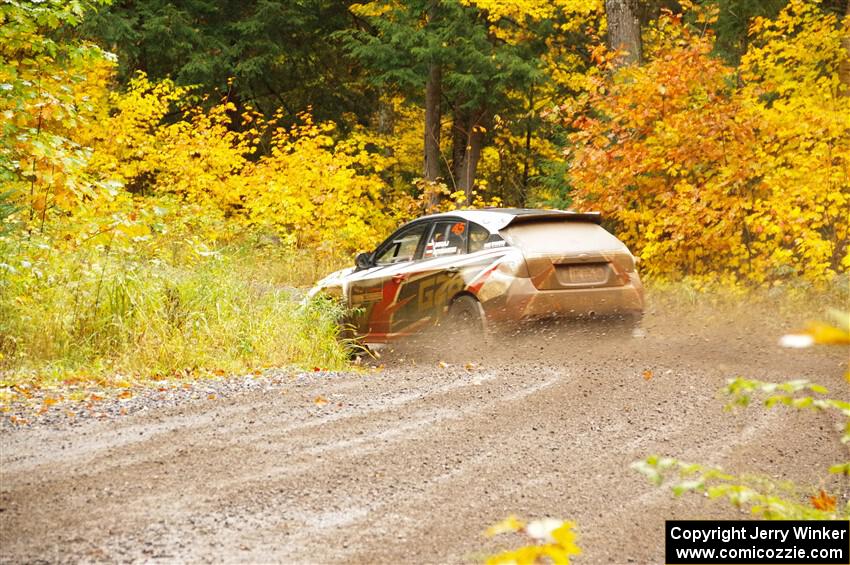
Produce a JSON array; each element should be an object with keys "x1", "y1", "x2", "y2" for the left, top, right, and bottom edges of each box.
[{"x1": 309, "y1": 209, "x2": 644, "y2": 344}]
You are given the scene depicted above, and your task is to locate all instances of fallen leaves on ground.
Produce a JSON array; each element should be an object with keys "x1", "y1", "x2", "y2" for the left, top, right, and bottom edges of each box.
[{"x1": 810, "y1": 489, "x2": 836, "y2": 512}]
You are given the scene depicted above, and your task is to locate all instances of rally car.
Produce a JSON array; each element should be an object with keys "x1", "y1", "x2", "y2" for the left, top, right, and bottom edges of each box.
[{"x1": 308, "y1": 208, "x2": 644, "y2": 343}]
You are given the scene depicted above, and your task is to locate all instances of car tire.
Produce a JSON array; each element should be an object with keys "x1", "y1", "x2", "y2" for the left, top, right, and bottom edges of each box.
[{"x1": 447, "y1": 294, "x2": 486, "y2": 337}]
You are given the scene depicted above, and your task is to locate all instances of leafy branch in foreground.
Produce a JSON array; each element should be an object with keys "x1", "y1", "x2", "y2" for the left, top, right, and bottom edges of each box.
[
  {"x1": 723, "y1": 377, "x2": 850, "y2": 443},
  {"x1": 632, "y1": 455, "x2": 848, "y2": 520},
  {"x1": 484, "y1": 516, "x2": 581, "y2": 565},
  {"x1": 633, "y1": 311, "x2": 850, "y2": 520}
]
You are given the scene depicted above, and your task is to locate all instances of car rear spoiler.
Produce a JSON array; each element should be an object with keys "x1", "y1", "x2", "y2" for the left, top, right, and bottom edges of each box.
[{"x1": 504, "y1": 211, "x2": 602, "y2": 226}]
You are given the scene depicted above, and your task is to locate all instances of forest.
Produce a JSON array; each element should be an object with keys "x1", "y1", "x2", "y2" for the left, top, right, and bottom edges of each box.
[{"x1": 0, "y1": 0, "x2": 848, "y2": 383}]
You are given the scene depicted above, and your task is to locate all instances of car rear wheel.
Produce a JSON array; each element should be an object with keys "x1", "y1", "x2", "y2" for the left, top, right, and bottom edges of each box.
[{"x1": 447, "y1": 294, "x2": 486, "y2": 337}]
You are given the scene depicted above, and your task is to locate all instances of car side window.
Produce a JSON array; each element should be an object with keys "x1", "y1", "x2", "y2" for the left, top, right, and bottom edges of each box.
[
  {"x1": 468, "y1": 222, "x2": 491, "y2": 253},
  {"x1": 374, "y1": 223, "x2": 429, "y2": 265},
  {"x1": 423, "y1": 220, "x2": 468, "y2": 259}
]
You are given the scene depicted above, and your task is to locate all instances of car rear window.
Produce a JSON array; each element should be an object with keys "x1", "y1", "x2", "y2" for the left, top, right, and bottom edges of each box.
[{"x1": 500, "y1": 221, "x2": 626, "y2": 254}]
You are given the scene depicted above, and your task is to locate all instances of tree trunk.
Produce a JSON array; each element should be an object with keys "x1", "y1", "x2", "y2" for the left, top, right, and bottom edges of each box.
[
  {"x1": 605, "y1": 0, "x2": 642, "y2": 67},
  {"x1": 461, "y1": 125, "x2": 484, "y2": 205},
  {"x1": 457, "y1": 109, "x2": 488, "y2": 205},
  {"x1": 450, "y1": 104, "x2": 467, "y2": 190},
  {"x1": 520, "y1": 83, "x2": 534, "y2": 207},
  {"x1": 424, "y1": 63, "x2": 442, "y2": 183},
  {"x1": 839, "y1": 0, "x2": 850, "y2": 96},
  {"x1": 419, "y1": 1, "x2": 445, "y2": 212},
  {"x1": 375, "y1": 89, "x2": 395, "y2": 134}
]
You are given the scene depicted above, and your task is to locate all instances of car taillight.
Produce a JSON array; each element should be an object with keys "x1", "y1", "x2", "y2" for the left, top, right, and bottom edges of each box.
[{"x1": 611, "y1": 253, "x2": 635, "y2": 274}]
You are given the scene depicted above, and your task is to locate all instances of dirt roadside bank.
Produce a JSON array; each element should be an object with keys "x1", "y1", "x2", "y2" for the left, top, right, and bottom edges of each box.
[{"x1": 1, "y1": 304, "x2": 848, "y2": 564}]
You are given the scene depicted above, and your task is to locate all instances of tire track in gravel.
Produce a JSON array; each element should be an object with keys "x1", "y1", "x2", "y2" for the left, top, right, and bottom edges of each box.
[
  {"x1": 269, "y1": 322, "x2": 845, "y2": 564},
  {"x1": 186, "y1": 340, "x2": 839, "y2": 563},
  {"x1": 0, "y1": 363, "x2": 566, "y2": 562},
  {"x1": 1, "y1": 308, "x2": 848, "y2": 564}
]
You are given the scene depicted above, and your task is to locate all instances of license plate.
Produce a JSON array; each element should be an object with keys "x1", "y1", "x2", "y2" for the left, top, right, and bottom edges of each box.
[{"x1": 562, "y1": 264, "x2": 607, "y2": 284}]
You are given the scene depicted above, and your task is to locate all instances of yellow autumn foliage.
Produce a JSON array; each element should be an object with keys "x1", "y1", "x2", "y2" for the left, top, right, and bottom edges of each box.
[
  {"x1": 77, "y1": 73, "x2": 414, "y2": 256},
  {"x1": 461, "y1": 0, "x2": 602, "y2": 26},
  {"x1": 241, "y1": 113, "x2": 413, "y2": 252},
  {"x1": 0, "y1": 3, "x2": 114, "y2": 217},
  {"x1": 485, "y1": 516, "x2": 582, "y2": 565}
]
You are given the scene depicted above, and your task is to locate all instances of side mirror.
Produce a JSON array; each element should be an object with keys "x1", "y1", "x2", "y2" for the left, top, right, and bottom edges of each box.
[{"x1": 355, "y1": 252, "x2": 373, "y2": 270}]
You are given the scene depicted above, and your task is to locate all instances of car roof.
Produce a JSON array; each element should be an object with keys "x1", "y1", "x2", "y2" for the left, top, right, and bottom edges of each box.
[{"x1": 416, "y1": 208, "x2": 601, "y2": 233}]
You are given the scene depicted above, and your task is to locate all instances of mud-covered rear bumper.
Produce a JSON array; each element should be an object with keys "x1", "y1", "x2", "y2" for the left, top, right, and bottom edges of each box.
[{"x1": 481, "y1": 274, "x2": 644, "y2": 323}]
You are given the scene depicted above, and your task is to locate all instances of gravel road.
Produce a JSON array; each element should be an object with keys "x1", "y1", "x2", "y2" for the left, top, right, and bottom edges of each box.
[{"x1": 1, "y1": 304, "x2": 848, "y2": 564}]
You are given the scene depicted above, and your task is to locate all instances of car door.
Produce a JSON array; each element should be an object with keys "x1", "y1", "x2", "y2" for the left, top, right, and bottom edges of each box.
[
  {"x1": 392, "y1": 219, "x2": 470, "y2": 330},
  {"x1": 347, "y1": 221, "x2": 430, "y2": 340}
]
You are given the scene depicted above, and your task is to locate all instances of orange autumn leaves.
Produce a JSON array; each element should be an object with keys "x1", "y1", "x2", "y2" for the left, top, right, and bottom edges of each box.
[
  {"x1": 811, "y1": 489, "x2": 837, "y2": 512},
  {"x1": 563, "y1": 1, "x2": 850, "y2": 286}
]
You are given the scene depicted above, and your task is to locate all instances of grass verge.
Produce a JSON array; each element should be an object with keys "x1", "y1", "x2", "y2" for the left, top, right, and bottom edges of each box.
[
  {"x1": 0, "y1": 235, "x2": 351, "y2": 392},
  {"x1": 645, "y1": 275, "x2": 849, "y2": 326}
]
